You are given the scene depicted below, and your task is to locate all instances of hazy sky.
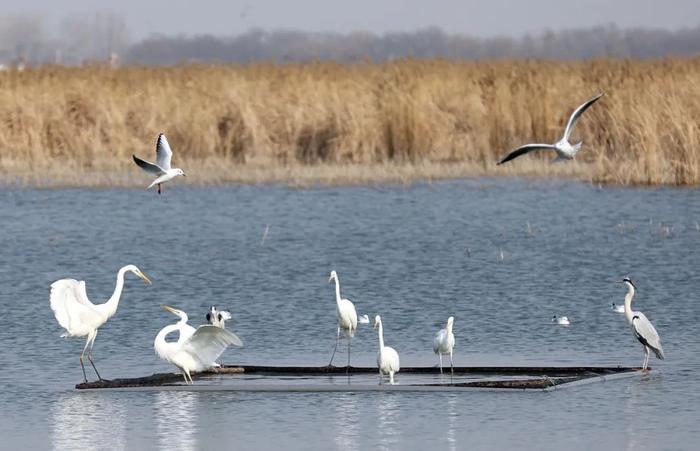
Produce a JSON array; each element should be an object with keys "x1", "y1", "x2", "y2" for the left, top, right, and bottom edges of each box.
[{"x1": 5, "y1": 0, "x2": 699, "y2": 39}]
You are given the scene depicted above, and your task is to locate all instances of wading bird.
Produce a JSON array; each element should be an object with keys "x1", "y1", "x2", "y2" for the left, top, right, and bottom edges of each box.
[
  {"x1": 374, "y1": 315, "x2": 400, "y2": 385},
  {"x1": 618, "y1": 278, "x2": 665, "y2": 370},
  {"x1": 49, "y1": 265, "x2": 151, "y2": 382},
  {"x1": 206, "y1": 306, "x2": 232, "y2": 328},
  {"x1": 433, "y1": 316, "x2": 455, "y2": 373},
  {"x1": 155, "y1": 305, "x2": 243, "y2": 384},
  {"x1": 133, "y1": 133, "x2": 186, "y2": 194},
  {"x1": 552, "y1": 315, "x2": 570, "y2": 325},
  {"x1": 611, "y1": 302, "x2": 625, "y2": 313},
  {"x1": 497, "y1": 93, "x2": 604, "y2": 165},
  {"x1": 328, "y1": 270, "x2": 359, "y2": 368}
]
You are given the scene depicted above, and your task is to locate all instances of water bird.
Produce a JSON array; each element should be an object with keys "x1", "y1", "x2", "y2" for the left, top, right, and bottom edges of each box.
[
  {"x1": 206, "y1": 306, "x2": 232, "y2": 328},
  {"x1": 611, "y1": 302, "x2": 625, "y2": 313},
  {"x1": 133, "y1": 133, "x2": 186, "y2": 194},
  {"x1": 552, "y1": 315, "x2": 570, "y2": 325},
  {"x1": 433, "y1": 316, "x2": 455, "y2": 373},
  {"x1": 49, "y1": 265, "x2": 151, "y2": 382},
  {"x1": 374, "y1": 315, "x2": 400, "y2": 385},
  {"x1": 327, "y1": 270, "x2": 360, "y2": 368},
  {"x1": 618, "y1": 278, "x2": 665, "y2": 370},
  {"x1": 497, "y1": 93, "x2": 604, "y2": 165},
  {"x1": 155, "y1": 305, "x2": 243, "y2": 384}
]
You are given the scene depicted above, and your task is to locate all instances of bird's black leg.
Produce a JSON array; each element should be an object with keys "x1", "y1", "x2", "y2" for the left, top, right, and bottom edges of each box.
[
  {"x1": 328, "y1": 327, "x2": 340, "y2": 366},
  {"x1": 88, "y1": 351, "x2": 102, "y2": 381},
  {"x1": 157, "y1": 184, "x2": 162, "y2": 195},
  {"x1": 79, "y1": 355, "x2": 88, "y2": 383},
  {"x1": 347, "y1": 336, "x2": 351, "y2": 374}
]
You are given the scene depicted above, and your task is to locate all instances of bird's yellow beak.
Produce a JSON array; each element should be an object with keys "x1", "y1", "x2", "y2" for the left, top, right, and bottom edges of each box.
[
  {"x1": 162, "y1": 305, "x2": 179, "y2": 315},
  {"x1": 373, "y1": 320, "x2": 379, "y2": 329},
  {"x1": 140, "y1": 272, "x2": 152, "y2": 284}
]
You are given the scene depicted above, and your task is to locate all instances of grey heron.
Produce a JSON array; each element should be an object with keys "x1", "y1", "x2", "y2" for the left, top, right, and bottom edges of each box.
[{"x1": 619, "y1": 277, "x2": 665, "y2": 370}]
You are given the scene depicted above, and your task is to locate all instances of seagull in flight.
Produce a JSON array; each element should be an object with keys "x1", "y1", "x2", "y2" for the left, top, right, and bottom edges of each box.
[
  {"x1": 133, "y1": 133, "x2": 186, "y2": 194},
  {"x1": 497, "y1": 93, "x2": 604, "y2": 165}
]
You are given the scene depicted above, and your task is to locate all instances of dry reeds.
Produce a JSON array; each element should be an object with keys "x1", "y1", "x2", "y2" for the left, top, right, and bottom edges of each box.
[{"x1": 1, "y1": 58, "x2": 699, "y2": 186}]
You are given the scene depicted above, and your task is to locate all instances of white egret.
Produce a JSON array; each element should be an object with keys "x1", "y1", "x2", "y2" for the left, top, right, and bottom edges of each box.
[
  {"x1": 619, "y1": 278, "x2": 665, "y2": 370},
  {"x1": 497, "y1": 93, "x2": 604, "y2": 165},
  {"x1": 49, "y1": 265, "x2": 151, "y2": 382},
  {"x1": 552, "y1": 315, "x2": 570, "y2": 325},
  {"x1": 327, "y1": 270, "x2": 359, "y2": 368},
  {"x1": 155, "y1": 305, "x2": 243, "y2": 384},
  {"x1": 206, "y1": 306, "x2": 232, "y2": 328},
  {"x1": 133, "y1": 133, "x2": 186, "y2": 195},
  {"x1": 611, "y1": 302, "x2": 625, "y2": 313},
  {"x1": 433, "y1": 316, "x2": 455, "y2": 373},
  {"x1": 374, "y1": 315, "x2": 400, "y2": 385}
]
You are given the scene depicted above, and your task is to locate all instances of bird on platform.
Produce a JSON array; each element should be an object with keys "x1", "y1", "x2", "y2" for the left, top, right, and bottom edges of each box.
[
  {"x1": 618, "y1": 278, "x2": 665, "y2": 370},
  {"x1": 155, "y1": 305, "x2": 243, "y2": 384},
  {"x1": 374, "y1": 315, "x2": 400, "y2": 385},
  {"x1": 133, "y1": 133, "x2": 186, "y2": 194},
  {"x1": 49, "y1": 265, "x2": 151, "y2": 382},
  {"x1": 327, "y1": 270, "x2": 361, "y2": 369},
  {"x1": 552, "y1": 315, "x2": 570, "y2": 325},
  {"x1": 497, "y1": 93, "x2": 604, "y2": 165},
  {"x1": 206, "y1": 306, "x2": 232, "y2": 328},
  {"x1": 433, "y1": 316, "x2": 455, "y2": 374}
]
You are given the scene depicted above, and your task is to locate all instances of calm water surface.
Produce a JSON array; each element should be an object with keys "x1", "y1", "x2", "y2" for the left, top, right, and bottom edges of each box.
[{"x1": 0, "y1": 179, "x2": 698, "y2": 450}]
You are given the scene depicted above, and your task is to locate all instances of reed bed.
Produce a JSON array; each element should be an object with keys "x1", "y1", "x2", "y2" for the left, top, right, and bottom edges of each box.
[{"x1": 1, "y1": 58, "x2": 699, "y2": 186}]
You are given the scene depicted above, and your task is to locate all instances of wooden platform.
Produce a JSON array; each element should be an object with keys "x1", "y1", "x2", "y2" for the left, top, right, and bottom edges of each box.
[{"x1": 75, "y1": 365, "x2": 644, "y2": 391}]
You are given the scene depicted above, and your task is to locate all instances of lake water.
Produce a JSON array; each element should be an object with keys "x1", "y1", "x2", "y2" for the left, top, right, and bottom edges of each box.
[{"x1": 0, "y1": 179, "x2": 698, "y2": 450}]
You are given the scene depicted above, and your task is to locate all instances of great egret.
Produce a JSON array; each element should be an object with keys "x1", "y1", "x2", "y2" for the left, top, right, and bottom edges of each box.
[
  {"x1": 618, "y1": 278, "x2": 665, "y2": 370},
  {"x1": 327, "y1": 270, "x2": 359, "y2": 368},
  {"x1": 154, "y1": 305, "x2": 243, "y2": 384},
  {"x1": 433, "y1": 316, "x2": 455, "y2": 374},
  {"x1": 497, "y1": 93, "x2": 604, "y2": 165},
  {"x1": 611, "y1": 302, "x2": 625, "y2": 313},
  {"x1": 206, "y1": 306, "x2": 232, "y2": 328},
  {"x1": 49, "y1": 265, "x2": 151, "y2": 382},
  {"x1": 374, "y1": 315, "x2": 400, "y2": 385},
  {"x1": 133, "y1": 133, "x2": 186, "y2": 194},
  {"x1": 552, "y1": 315, "x2": 570, "y2": 325}
]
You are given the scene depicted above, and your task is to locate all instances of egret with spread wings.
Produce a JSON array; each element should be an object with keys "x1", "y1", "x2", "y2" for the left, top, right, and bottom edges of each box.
[
  {"x1": 49, "y1": 265, "x2": 151, "y2": 382},
  {"x1": 155, "y1": 305, "x2": 243, "y2": 384},
  {"x1": 498, "y1": 93, "x2": 604, "y2": 165},
  {"x1": 619, "y1": 277, "x2": 665, "y2": 370},
  {"x1": 133, "y1": 133, "x2": 186, "y2": 194}
]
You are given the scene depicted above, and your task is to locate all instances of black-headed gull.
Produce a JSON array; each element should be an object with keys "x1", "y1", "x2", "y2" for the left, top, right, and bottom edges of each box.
[{"x1": 133, "y1": 133, "x2": 186, "y2": 194}]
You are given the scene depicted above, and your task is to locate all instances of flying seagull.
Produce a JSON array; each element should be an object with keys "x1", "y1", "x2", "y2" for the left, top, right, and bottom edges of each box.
[
  {"x1": 497, "y1": 93, "x2": 604, "y2": 165},
  {"x1": 133, "y1": 133, "x2": 186, "y2": 194}
]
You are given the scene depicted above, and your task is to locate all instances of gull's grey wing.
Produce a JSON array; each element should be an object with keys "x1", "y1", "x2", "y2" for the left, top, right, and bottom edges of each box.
[
  {"x1": 155, "y1": 133, "x2": 173, "y2": 170},
  {"x1": 562, "y1": 92, "x2": 604, "y2": 141},
  {"x1": 632, "y1": 312, "x2": 665, "y2": 359},
  {"x1": 132, "y1": 155, "x2": 165, "y2": 175},
  {"x1": 497, "y1": 143, "x2": 557, "y2": 165}
]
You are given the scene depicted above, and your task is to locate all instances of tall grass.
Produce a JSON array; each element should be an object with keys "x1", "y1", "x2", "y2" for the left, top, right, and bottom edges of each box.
[{"x1": 0, "y1": 58, "x2": 699, "y2": 186}]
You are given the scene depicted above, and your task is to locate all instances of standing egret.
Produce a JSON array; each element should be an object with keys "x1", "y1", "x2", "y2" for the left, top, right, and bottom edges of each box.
[
  {"x1": 132, "y1": 133, "x2": 186, "y2": 195},
  {"x1": 374, "y1": 315, "x2": 400, "y2": 385},
  {"x1": 618, "y1": 278, "x2": 665, "y2": 370},
  {"x1": 552, "y1": 315, "x2": 570, "y2": 325},
  {"x1": 155, "y1": 305, "x2": 243, "y2": 384},
  {"x1": 327, "y1": 270, "x2": 359, "y2": 368},
  {"x1": 49, "y1": 265, "x2": 151, "y2": 382},
  {"x1": 433, "y1": 316, "x2": 455, "y2": 374},
  {"x1": 497, "y1": 93, "x2": 604, "y2": 165},
  {"x1": 206, "y1": 306, "x2": 232, "y2": 328}
]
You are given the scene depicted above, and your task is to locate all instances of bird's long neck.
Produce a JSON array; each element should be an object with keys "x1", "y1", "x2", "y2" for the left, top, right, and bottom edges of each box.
[
  {"x1": 333, "y1": 278, "x2": 342, "y2": 305},
  {"x1": 377, "y1": 322, "x2": 385, "y2": 352},
  {"x1": 101, "y1": 267, "x2": 128, "y2": 319},
  {"x1": 446, "y1": 322, "x2": 453, "y2": 334},
  {"x1": 154, "y1": 323, "x2": 180, "y2": 358},
  {"x1": 623, "y1": 284, "x2": 635, "y2": 325}
]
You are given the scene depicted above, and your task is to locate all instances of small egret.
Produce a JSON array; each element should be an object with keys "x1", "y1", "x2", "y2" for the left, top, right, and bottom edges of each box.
[
  {"x1": 133, "y1": 133, "x2": 186, "y2": 194},
  {"x1": 618, "y1": 278, "x2": 665, "y2": 370},
  {"x1": 611, "y1": 302, "x2": 625, "y2": 313},
  {"x1": 206, "y1": 306, "x2": 232, "y2": 328},
  {"x1": 552, "y1": 315, "x2": 570, "y2": 325},
  {"x1": 155, "y1": 305, "x2": 243, "y2": 384},
  {"x1": 374, "y1": 315, "x2": 400, "y2": 385},
  {"x1": 327, "y1": 270, "x2": 359, "y2": 368},
  {"x1": 433, "y1": 316, "x2": 455, "y2": 373},
  {"x1": 498, "y1": 93, "x2": 604, "y2": 165},
  {"x1": 49, "y1": 265, "x2": 151, "y2": 382}
]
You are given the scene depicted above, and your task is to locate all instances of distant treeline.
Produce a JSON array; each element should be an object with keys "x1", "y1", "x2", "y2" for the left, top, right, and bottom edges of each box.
[{"x1": 128, "y1": 25, "x2": 700, "y2": 64}]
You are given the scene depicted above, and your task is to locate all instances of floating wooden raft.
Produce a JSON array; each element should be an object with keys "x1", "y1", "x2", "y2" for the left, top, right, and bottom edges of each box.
[{"x1": 76, "y1": 365, "x2": 643, "y2": 391}]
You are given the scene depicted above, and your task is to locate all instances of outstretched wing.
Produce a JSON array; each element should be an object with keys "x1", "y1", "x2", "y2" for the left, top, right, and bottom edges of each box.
[
  {"x1": 632, "y1": 312, "x2": 665, "y2": 359},
  {"x1": 219, "y1": 310, "x2": 232, "y2": 321},
  {"x1": 132, "y1": 154, "x2": 164, "y2": 175},
  {"x1": 183, "y1": 325, "x2": 243, "y2": 369},
  {"x1": 155, "y1": 133, "x2": 173, "y2": 170},
  {"x1": 49, "y1": 279, "x2": 99, "y2": 335},
  {"x1": 497, "y1": 144, "x2": 557, "y2": 165},
  {"x1": 562, "y1": 92, "x2": 604, "y2": 141}
]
